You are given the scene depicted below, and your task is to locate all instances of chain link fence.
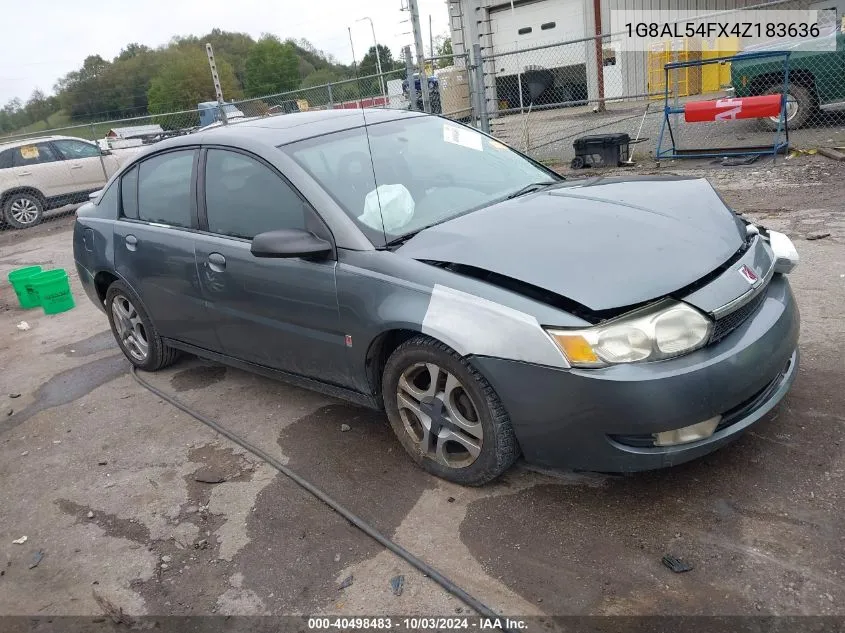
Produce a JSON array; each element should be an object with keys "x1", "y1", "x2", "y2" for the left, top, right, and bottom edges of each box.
[
  {"x1": 477, "y1": 1, "x2": 845, "y2": 167},
  {"x1": 2, "y1": 5, "x2": 844, "y2": 235},
  {"x1": 0, "y1": 55, "x2": 477, "y2": 233}
]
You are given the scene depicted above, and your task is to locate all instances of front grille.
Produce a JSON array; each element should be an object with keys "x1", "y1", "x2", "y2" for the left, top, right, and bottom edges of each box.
[{"x1": 709, "y1": 288, "x2": 767, "y2": 344}]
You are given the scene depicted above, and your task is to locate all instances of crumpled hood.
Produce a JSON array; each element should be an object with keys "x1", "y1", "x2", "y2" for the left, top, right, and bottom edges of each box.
[{"x1": 398, "y1": 176, "x2": 746, "y2": 311}]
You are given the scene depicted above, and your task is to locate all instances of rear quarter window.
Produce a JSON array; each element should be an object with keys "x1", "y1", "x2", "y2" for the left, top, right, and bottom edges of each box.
[
  {"x1": 95, "y1": 180, "x2": 119, "y2": 216},
  {"x1": 121, "y1": 166, "x2": 139, "y2": 219}
]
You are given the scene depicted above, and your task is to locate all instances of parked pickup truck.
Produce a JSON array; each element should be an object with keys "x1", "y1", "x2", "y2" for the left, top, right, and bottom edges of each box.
[{"x1": 730, "y1": 29, "x2": 845, "y2": 129}]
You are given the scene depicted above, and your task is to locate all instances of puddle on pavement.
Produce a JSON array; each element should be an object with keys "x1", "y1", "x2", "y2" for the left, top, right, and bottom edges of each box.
[
  {"x1": 52, "y1": 331, "x2": 116, "y2": 357},
  {"x1": 170, "y1": 364, "x2": 227, "y2": 392},
  {"x1": 2, "y1": 354, "x2": 128, "y2": 432}
]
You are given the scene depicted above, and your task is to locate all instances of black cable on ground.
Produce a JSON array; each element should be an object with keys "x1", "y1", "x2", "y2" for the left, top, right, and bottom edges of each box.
[{"x1": 130, "y1": 366, "x2": 512, "y2": 630}]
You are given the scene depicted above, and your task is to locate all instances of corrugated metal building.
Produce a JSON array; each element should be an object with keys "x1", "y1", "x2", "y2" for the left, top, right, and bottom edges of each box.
[{"x1": 450, "y1": 0, "x2": 835, "y2": 112}]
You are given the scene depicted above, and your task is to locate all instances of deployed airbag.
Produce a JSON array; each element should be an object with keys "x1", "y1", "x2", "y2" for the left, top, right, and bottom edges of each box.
[{"x1": 359, "y1": 184, "x2": 415, "y2": 233}]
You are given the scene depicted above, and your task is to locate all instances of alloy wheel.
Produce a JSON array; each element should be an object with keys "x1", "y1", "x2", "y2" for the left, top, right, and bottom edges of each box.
[
  {"x1": 10, "y1": 198, "x2": 40, "y2": 225},
  {"x1": 396, "y1": 362, "x2": 483, "y2": 469},
  {"x1": 111, "y1": 294, "x2": 149, "y2": 362}
]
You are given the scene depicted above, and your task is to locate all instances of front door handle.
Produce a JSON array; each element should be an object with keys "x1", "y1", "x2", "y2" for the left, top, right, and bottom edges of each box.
[
  {"x1": 17, "y1": 171, "x2": 32, "y2": 177},
  {"x1": 207, "y1": 252, "x2": 226, "y2": 272},
  {"x1": 125, "y1": 234, "x2": 138, "y2": 251},
  {"x1": 70, "y1": 164, "x2": 83, "y2": 170}
]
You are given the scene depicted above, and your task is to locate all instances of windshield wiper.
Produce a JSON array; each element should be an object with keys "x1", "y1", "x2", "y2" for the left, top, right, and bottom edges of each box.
[
  {"x1": 383, "y1": 225, "x2": 436, "y2": 248},
  {"x1": 505, "y1": 181, "x2": 559, "y2": 200}
]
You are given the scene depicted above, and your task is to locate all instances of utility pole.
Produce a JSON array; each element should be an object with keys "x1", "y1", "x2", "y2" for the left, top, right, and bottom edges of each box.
[
  {"x1": 206, "y1": 43, "x2": 228, "y2": 125},
  {"x1": 592, "y1": 0, "x2": 606, "y2": 112},
  {"x1": 429, "y1": 14, "x2": 434, "y2": 57},
  {"x1": 406, "y1": 0, "x2": 430, "y2": 113},
  {"x1": 509, "y1": 0, "x2": 524, "y2": 114}
]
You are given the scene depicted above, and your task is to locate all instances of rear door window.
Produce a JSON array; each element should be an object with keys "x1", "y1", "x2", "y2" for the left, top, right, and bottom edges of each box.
[
  {"x1": 12, "y1": 143, "x2": 60, "y2": 167},
  {"x1": 137, "y1": 150, "x2": 196, "y2": 228}
]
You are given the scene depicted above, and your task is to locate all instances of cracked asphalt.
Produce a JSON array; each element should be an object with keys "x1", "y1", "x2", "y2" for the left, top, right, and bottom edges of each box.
[{"x1": 0, "y1": 155, "x2": 843, "y2": 624}]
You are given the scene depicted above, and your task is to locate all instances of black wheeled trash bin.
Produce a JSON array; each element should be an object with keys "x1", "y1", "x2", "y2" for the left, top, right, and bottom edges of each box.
[{"x1": 571, "y1": 133, "x2": 631, "y2": 169}]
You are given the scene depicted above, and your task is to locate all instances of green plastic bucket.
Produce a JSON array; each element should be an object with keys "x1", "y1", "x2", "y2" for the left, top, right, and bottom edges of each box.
[
  {"x1": 7, "y1": 265, "x2": 43, "y2": 309},
  {"x1": 30, "y1": 269, "x2": 75, "y2": 314}
]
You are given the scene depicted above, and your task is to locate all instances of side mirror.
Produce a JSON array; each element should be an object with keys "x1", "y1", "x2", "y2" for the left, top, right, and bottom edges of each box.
[
  {"x1": 251, "y1": 229, "x2": 332, "y2": 259},
  {"x1": 100, "y1": 148, "x2": 112, "y2": 156}
]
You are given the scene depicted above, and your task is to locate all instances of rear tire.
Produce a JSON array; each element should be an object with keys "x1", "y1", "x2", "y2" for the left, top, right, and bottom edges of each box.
[
  {"x1": 382, "y1": 335, "x2": 519, "y2": 485},
  {"x1": 3, "y1": 192, "x2": 44, "y2": 229},
  {"x1": 105, "y1": 280, "x2": 179, "y2": 371}
]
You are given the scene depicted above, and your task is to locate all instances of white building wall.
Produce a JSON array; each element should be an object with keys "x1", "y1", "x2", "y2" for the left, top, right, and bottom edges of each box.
[{"x1": 450, "y1": 0, "x2": 813, "y2": 113}]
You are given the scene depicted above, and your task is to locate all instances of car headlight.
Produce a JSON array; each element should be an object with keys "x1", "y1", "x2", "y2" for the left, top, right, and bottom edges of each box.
[{"x1": 546, "y1": 300, "x2": 712, "y2": 368}]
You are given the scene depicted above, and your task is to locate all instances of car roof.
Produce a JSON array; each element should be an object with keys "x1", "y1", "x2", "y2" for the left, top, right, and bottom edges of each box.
[
  {"x1": 0, "y1": 134, "x2": 94, "y2": 151},
  {"x1": 186, "y1": 107, "x2": 429, "y2": 149}
]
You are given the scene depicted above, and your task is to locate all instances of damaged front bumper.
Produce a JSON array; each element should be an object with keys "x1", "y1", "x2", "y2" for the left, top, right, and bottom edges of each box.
[{"x1": 470, "y1": 275, "x2": 799, "y2": 473}]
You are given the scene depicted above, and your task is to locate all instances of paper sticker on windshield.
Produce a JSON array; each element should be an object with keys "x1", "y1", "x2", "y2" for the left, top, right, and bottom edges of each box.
[
  {"x1": 443, "y1": 123, "x2": 482, "y2": 151},
  {"x1": 19, "y1": 145, "x2": 39, "y2": 160}
]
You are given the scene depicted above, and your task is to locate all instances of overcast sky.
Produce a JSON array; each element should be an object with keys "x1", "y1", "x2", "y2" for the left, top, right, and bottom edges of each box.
[{"x1": 0, "y1": 0, "x2": 451, "y2": 104}]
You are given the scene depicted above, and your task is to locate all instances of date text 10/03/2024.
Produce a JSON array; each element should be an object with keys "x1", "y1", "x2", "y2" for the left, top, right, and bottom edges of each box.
[{"x1": 307, "y1": 617, "x2": 528, "y2": 630}]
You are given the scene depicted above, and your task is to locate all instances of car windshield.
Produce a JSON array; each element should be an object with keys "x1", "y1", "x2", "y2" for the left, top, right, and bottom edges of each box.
[{"x1": 282, "y1": 115, "x2": 560, "y2": 246}]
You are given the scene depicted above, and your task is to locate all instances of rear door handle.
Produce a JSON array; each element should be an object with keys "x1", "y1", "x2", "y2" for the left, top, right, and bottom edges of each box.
[
  {"x1": 207, "y1": 252, "x2": 226, "y2": 272},
  {"x1": 125, "y1": 234, "x2": 138, "y2": 251},
  {"x1": 17, "y1": 171, "x2": 32, "y2": 176},
  {"x1": 70, "y1": 164, "x2": 83, "y2": 170}
]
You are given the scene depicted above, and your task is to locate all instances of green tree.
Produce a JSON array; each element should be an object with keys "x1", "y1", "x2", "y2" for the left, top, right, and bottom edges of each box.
[
  {"x1": 147, "y1": 46, "x2": 242, "y2": 115},
  {"x1": 26, "y1": 89, "x2": 53, "y2": 125},
  {"x1": 116, "y1": 43, "x2": 152, "y2": 62},
  {"x1": 434, "y1": 36, "x2": 453, "y2": 68},
  {"x1": 244, "y1": 35, "x2": 299, "y2": 98},
  {"x1": 359, "y1": 44, "x2": 395, "y2": 79},
  {"x1": 301, "y1": 68, "x2": 339, "y2": 88},
  {"x1": 202, "y1": 30, "x2": 256, "y2": 88}
]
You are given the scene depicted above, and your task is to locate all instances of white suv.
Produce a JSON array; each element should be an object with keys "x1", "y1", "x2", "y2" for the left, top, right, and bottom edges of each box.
[{"x1": 0, "y1": 136, "x2": 140, "y2": 229}]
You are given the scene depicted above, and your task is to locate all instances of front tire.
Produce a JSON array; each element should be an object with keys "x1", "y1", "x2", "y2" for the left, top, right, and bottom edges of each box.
[
  {"x1": 3, "y1": 193, "x2": 44, "y2": 229},
  {"x1": 382, "y1": 335, "x2": 518, "y2": 485},
  {"x1": 105, "y1": 280, "x2": 179, "y2": 371}
]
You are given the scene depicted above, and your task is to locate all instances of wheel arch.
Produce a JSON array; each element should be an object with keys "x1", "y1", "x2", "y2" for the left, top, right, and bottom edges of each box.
[
  {"x1": 364, "y1": 328, "x2": 422, "y2": 406},
  {"x1": 93, "y1": 270, "x2": 121, "y2": 306},
  {"x1": 1, "y1": 186, "x2": 47, "y2": 208},
  {"x1": 748, "y1": 69, "x2": 817, "y2": 96}
]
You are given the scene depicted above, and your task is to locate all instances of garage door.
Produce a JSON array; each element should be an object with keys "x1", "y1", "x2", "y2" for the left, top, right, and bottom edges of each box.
[{"x1": 489, "y1": 0, "x2": 586, "y2": 75}]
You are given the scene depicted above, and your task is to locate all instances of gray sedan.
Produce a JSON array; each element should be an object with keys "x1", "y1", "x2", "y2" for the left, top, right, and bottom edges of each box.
[{"x1": 73, "y1": 109, "x2": 800, "y2": 485}]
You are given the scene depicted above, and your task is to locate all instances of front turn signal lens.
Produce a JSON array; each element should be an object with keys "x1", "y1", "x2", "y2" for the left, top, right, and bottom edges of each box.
[{"x1": 549, "y1": 333, "x2": 602, "y2": 367}]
